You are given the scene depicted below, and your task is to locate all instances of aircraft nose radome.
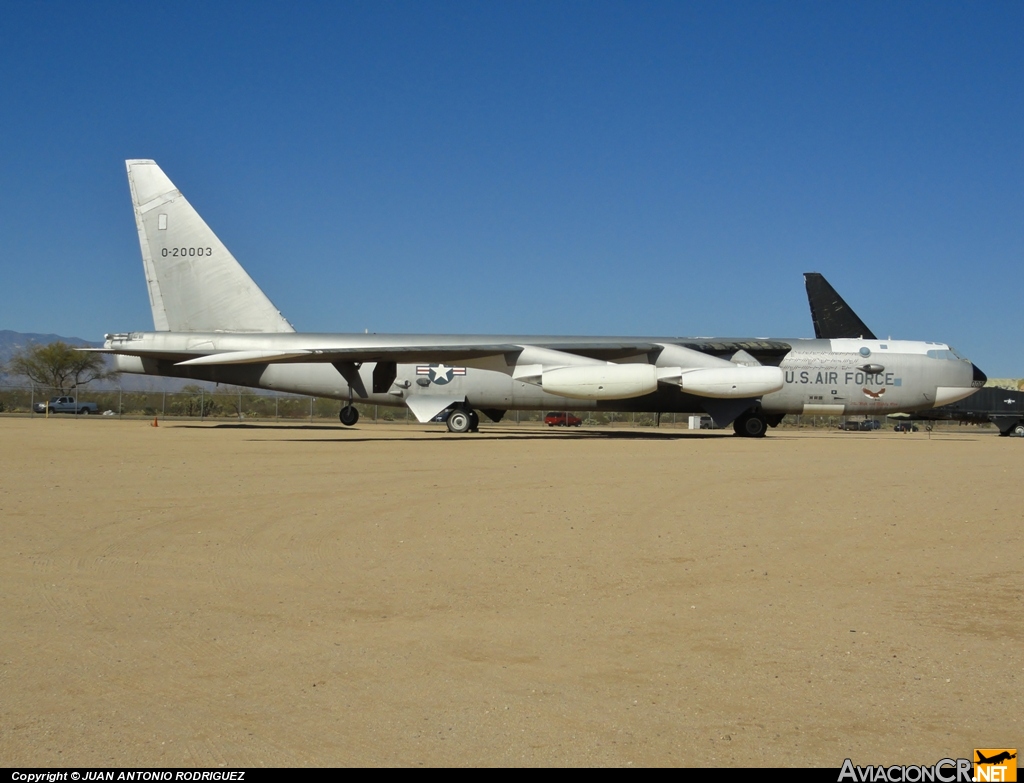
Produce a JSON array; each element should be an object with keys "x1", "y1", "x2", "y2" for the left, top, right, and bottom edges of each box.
[
  {"x1": 933, "y1": 386, "x2": 978, "y2": 407},
  {"x1": 972, "y1": 363, "x2": 987, "y2": 387}
]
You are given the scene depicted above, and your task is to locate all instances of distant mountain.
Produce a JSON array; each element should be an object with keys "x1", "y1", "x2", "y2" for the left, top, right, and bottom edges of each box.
[{"x1": 0, "y1": 330, "x2": 100, "y2": 364}]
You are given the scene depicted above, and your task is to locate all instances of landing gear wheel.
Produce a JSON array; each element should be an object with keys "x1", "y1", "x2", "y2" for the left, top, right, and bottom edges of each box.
[
  {"x1": 468, "y1": 410, "x2": 480, "y2": 432},
  {"x1": 733, "y1": 410, "x2": 767, "y2": 438},
  {"x1": 1015, "y1": 424, "x2": 1024, "y2": 438},
  {"x1": 447, "y1": 409, "x2": 472, "y2": 433},
  {"x1": 339, "y1": 405, "x2": 359, "y2": 426}
]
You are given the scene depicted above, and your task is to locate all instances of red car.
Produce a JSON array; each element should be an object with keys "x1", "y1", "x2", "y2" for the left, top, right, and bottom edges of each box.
[{"x1": 544, "y1": 411, "x2": 582, "y2": 427}]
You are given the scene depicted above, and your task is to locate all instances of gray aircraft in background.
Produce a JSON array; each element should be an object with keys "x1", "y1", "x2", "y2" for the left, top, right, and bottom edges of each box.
[{"x1": 92, "y1": 160, "x2": 985, "y2": 436}]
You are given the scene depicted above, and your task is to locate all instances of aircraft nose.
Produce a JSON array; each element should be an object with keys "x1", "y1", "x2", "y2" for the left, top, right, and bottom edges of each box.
[{"x1": 972, "y1": 363, "x2": 987, "y2": 387}]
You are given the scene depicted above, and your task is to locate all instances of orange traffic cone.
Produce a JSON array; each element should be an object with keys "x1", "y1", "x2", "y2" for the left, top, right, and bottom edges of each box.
[{"x1": 152, "y1": 416, "x2": 159, "y2": 427}]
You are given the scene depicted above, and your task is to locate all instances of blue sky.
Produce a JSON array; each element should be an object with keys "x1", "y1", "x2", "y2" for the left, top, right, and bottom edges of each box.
[{"x1": 1, "y1": 1, "x2": 1021, "y2": 374}]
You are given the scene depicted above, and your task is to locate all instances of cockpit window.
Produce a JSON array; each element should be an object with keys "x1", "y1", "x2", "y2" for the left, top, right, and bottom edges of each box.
[{"x1": 926, "y1": 349, "x2": 961, "y2": 360}]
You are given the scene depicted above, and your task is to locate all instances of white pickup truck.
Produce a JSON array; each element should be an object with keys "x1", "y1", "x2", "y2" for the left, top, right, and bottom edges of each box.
[{"x1": 33, "y1": 396, "x2": 99, "y2": 415}]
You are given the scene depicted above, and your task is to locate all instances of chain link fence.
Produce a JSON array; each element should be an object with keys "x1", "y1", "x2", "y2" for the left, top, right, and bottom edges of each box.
[
  {"x1": 0, "y1": 384, "x2": 353, "y2": 421},
  {"x1": 0, "y1": 383, "x2": 516, "y2": 423},
  {"x1": 0, "y1": 384, "x2": 689, "y2": 425}
]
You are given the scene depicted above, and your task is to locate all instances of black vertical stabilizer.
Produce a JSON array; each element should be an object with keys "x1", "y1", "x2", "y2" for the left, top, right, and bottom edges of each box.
[{"x1": 804, "y1": 272, "x2": 877, "y2": 340}]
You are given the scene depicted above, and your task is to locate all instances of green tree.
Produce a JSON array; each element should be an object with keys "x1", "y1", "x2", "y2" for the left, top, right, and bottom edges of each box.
[
  {"x1": 172, "y1": 384, "x2": 217, "y2": 417},
  {"x1": 7, "y1": 341, "x2": 118, "y2": 395}
]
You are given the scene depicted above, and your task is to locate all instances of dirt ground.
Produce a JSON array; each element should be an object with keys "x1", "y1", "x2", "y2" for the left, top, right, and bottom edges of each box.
[{"x1": 0, "y1": 417, "x2": 1020, "y2": 767}]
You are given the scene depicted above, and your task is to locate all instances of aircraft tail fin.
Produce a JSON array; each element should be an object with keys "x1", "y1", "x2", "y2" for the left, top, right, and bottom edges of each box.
[
  {"x1": 126, "y1": 159, "x2": 295, "y2": 333},
  {"x1": 804, "y1": 272, "x2": 876, "y2": 340}
]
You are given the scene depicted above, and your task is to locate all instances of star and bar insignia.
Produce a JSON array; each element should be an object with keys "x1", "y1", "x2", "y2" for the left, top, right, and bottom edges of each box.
[{"x1": 416, "y1": 364, "x2": 467, "y2": 385}]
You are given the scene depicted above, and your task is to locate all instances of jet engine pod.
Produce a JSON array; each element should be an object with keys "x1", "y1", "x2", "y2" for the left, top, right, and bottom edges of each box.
[
  {"x1": 678, "y1": 366, "x2": 784, "y2": 398},
  {"x1": 542, "y1": 364, "x2": 659, "y2": 400}
]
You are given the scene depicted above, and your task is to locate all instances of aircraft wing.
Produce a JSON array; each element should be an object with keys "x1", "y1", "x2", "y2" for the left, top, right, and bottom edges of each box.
[
  {"x1": 85, "y1": 343, "x2": 523, "y2": 365},
  {"x1": 88, "y1": 338, "x2": 792, "y2": 366},
  {"x1": 91, "y1": 335, "x2": 790, "y2": 408}
]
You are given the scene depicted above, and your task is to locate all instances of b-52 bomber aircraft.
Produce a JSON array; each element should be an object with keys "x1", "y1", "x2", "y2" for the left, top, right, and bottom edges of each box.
[{"x1": 92, "y1": 160, "x2": 986, "y2": 436}]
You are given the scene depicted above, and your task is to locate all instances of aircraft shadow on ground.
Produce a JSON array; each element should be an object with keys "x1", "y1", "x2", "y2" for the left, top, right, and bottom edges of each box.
[
  {"x1": 175, "y1": 423, "x2": 736, "y2": 442},
  {"x1": 172, "y1": 423, "x2": 984, "y2": 443}
]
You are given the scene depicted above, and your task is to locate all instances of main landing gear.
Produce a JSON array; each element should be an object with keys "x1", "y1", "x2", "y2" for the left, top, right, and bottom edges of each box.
[
  {"x1": 339, "y1": 405, "x2": 359, "y2": 426},
  {"x1": 446, "y1": 408, "x2": 480, "y2": 434},
  {"x1": 733, "y1": 409, "x2": 767, "y2": 438}
]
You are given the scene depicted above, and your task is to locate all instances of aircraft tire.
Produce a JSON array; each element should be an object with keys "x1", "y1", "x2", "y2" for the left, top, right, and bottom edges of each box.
[
  {"x1": 468, "y1": 410, "x2": 480, "y2": 431},
  {"x1": 447, "y1": 410, "x2": 472, "y2": 433},
  {"x1": 1015, "y1": 424, "x2": 1024, "y2": 438},
  {"x1": 733, "y1": 411, "x2": 767, "y2": 438},
  {"x1": 339, "y1": 405, "x2": 359, "y2": 426}
]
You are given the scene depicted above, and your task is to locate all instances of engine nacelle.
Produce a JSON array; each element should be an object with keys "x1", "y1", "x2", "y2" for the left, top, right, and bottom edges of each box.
[
  {"x1": 678, "y1": 366, "x2": 784, "y2": 398},
  {"x1": 542, "y1": 364, "x2": 659, "y2": 400}
]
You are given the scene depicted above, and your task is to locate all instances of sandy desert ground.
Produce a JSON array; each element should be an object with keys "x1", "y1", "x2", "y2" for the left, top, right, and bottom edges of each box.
[{"x1": 0, "y1": 417, "x2": 1020, "y2": 767}]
